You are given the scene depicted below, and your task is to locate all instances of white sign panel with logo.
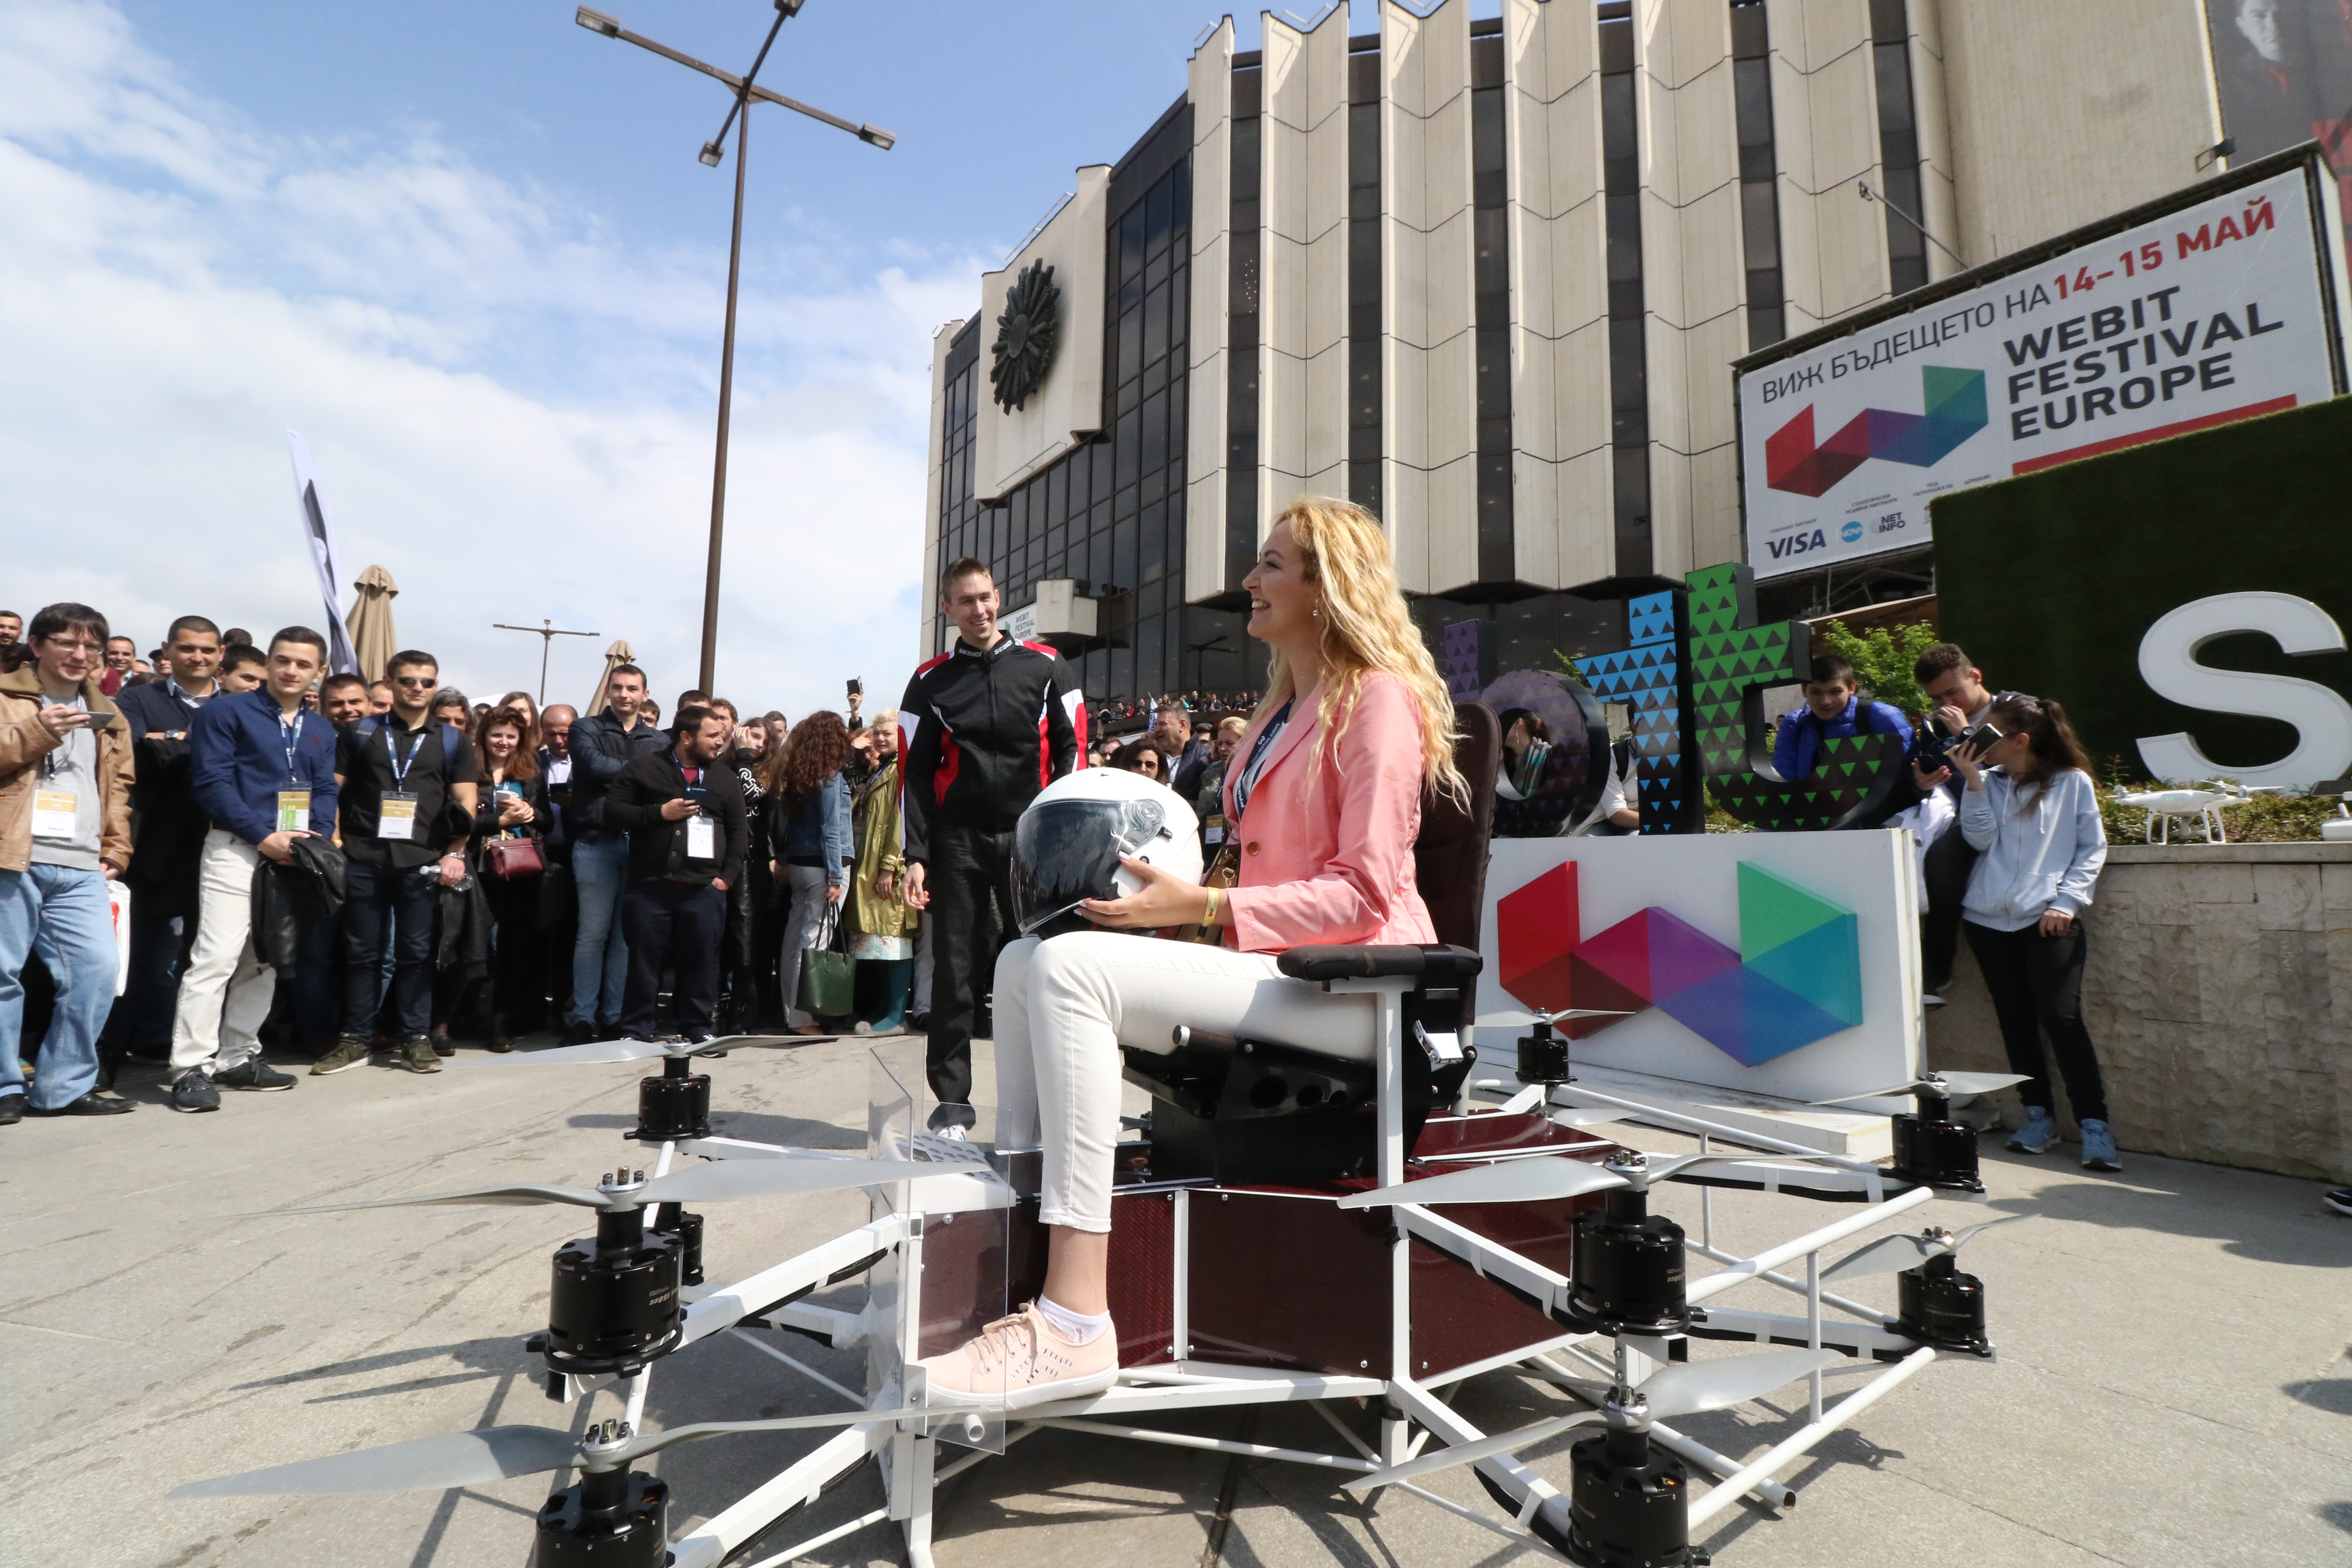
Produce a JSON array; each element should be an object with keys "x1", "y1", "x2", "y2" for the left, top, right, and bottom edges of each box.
[{"x1": 1736, "y1": 159, "x2": 2350, "y2": 579}]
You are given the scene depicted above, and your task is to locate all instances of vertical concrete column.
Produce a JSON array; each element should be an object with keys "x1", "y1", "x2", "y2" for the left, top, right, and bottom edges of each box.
[
  {"x1": 1259, "y1": 9, "x2": 1351, "y2": 532},
  {"x1": 1381, "y1": 0, "x2": 1478, "y2": 594},
  {"x1": 1632, "y1": 0, "x2": 1748, "y2": 577},
  {"x1": 1185, "y1": 18, "x2": 1236, "y2": 602},
  {"x1": 1503, "y1": 0, "x2": 1612, "y2": 591},
  {"x1": 1767, "y1": 0, "x2": 1892, "y2": 337},
  {"x1": 1904, "y1": 0, "x2": 1961, "y2": 279},
  {"x1": 918, "y1": 318, "x2": 963, "y2": 662}
]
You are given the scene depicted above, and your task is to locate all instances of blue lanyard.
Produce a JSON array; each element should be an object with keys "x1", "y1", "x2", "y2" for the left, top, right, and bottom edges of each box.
[
  {"x1": 279, "y1": 709, "x2": 306, "y2": 784},
  {"x1": 385, "y1": 723, "x2": 424, "y2": 789}
]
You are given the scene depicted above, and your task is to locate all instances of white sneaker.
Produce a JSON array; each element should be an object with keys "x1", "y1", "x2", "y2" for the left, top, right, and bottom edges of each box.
[{"x1": 915, "y1": 1302, "x2": 1119, "y2": 1412}]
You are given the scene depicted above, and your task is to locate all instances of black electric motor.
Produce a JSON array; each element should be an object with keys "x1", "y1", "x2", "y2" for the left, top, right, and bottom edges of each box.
[
  {"x1": 540, "y1": 1176, "x2": 683, "y2": 1378},
  {"x1": 535, "y1": 1435, "x2": 669, "y2": 1568},
  {"x1": 1897, "y1": 1252, "x2": 1991, "y2": 1356},
  {"x1": 634, "y1": 1054, "x2": 712, "y2": 1143},
  {"x1": 1516, "y1": 1019, "x2": 1571, "y2": 1086},
  {"x1": 650, "y1": 1201, "x2": 705, "y2": 1288},
  {"x1": 1553, "y1": 1426, "x2": 1708, "y2": 1568},
  {"x1": 1560, "y1": 1184, "x2": 1690, "y2": 1338},
  {"x1": 1889, "y1": 1089, "x2": 1984, "y2": 1193}
]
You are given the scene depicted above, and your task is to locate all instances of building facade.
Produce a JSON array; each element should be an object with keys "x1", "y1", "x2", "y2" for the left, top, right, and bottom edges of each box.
[{"x1": 920, "y1": 0, "x2": 2249, "y2": 706}]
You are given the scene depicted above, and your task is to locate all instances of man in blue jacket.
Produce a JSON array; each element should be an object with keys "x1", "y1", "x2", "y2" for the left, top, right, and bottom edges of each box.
[
  {"x1": 169, "y1": 627, "x2": 339, "y2": 1112},
  {"x1": 1771, "y1": 654, "x2": 1913, "y2": 784},
  {"x1": 563, "y1": 664, "x2": 670, "y2": 1044}
]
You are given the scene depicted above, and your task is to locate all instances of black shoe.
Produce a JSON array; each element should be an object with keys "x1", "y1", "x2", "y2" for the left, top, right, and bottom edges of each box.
[
  {"x1": 560, "y1": 1020, "x2": 596, "y2": 1048},
  {"x1": 927, "y1": 1101, "x2": 977, "y2": 1133},
  {"x1": 0, "y1": 1092, "x2": 23, "y2": 1125},
  {"x1": 906, "y1": 1011, "x2": 931, "y2": 1033},
  {"x1": 171, "y1": 1069, "x2": 222, "y2": 1113},
  {"x1": 217, "y1": 1059, "x2": 297, "y2": 1092},
  {"x1": 596, "y1": 1021, "x2": 623, "y2": 1042},
  {"x1": 2325, "y1": 1188, "x2": 2352, "y2": 1218},
  {"x1": 96, "y1": 1060, "x2": 119, "y2": 1091},
  {"x1": 31, "y1": 1090, "x2": 136, "y2": 1116}
]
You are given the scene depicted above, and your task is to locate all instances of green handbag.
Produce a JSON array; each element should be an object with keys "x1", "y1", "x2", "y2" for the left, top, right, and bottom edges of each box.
[{"x1": 796, "y1": 905, "x2": 856, "y2": 1019}]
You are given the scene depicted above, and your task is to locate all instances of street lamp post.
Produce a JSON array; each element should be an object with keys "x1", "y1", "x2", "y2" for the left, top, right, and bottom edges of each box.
[
  {"x1": 492, "y1": 619, "x2": 601, "y2": 706},
  {"x1": 575, "y1": 2, "x2": 895, "y2": 693}
]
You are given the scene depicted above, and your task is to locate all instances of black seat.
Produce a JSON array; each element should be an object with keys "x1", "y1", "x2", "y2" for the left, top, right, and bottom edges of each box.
[{"x1": 1130, "y1": 703, "x2": 1503, "y2": 1184}]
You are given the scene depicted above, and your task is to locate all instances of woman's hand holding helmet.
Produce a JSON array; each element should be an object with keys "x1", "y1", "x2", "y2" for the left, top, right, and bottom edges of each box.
[{"x1": 1081, "y1": 856, "x2": 1215, "y2": 930}]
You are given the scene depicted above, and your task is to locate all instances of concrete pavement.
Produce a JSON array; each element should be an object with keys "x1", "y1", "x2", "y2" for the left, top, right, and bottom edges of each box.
[{"x1": 2, "y1": 1033, "x2": 2347, "y2": 1567}]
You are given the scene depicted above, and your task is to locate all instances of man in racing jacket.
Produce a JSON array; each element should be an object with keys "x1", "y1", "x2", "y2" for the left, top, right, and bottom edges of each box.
[{"x1": 899, "y1": 557, "x2": 1084, "y2": 1129}]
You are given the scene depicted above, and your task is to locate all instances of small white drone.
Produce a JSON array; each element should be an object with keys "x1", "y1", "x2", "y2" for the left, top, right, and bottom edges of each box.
[{"x1": 2108, "y1": 781, "x2": 2270, "y2": 844}]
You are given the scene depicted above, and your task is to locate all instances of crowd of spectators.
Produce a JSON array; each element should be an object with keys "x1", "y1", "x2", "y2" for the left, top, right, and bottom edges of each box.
[{"x1": 0, "y1": 600, "x2": 933, "y2": 1121}]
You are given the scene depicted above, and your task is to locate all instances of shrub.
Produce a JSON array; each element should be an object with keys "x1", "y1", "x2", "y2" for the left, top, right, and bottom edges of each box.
[{"x1": 1818, "y1": 619, "x2": 1941, "y2": 721}]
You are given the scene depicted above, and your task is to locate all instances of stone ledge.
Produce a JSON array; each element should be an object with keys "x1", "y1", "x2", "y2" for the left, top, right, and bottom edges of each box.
[{"x1": 2104, "y1": 842, "x2": 2352, "y2": 864}]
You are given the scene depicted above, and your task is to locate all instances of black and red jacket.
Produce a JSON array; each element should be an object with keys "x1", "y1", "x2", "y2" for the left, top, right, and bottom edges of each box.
[{"x1": 898, "y1": 636, "x2": 1085, "y2": 864}]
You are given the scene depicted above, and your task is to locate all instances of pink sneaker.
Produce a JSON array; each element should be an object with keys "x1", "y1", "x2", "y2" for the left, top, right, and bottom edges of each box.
[{"x1": 915, "y1": 1303, "x2": 1119, "y2": 1411}]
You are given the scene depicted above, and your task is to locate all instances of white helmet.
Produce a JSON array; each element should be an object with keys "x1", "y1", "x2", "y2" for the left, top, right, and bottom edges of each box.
[{"x1": 1011, "y1": 766, "x2": 1204, "y2": 937}]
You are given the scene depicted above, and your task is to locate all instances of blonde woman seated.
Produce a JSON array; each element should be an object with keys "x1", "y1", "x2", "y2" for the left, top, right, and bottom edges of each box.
[{"x1": 918, "y1": 497, "x2": 1464, "y2": 1408}]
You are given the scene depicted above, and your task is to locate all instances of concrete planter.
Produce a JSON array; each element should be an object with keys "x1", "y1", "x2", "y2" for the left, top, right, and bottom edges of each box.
[{"x1": 1923, "y1": 841, "x2": 2352, "y2": 1180}]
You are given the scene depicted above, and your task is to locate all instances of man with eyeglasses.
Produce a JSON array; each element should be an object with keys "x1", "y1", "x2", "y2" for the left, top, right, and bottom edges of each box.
[
  {"x1": 104, "y1": 615, "x2": 228, "y2": 1077},
  {"x1": 311, "y1": 650, "x2": 478, "y2": 1077},
  {"x1": 0, "y1": 602, "x2": 139, "y2": 1121}
]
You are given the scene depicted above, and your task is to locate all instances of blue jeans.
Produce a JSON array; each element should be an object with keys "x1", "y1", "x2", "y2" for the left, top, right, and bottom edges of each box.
[
  {"x1": 341, "y1": 858, "x2": 438, "y2": 1038},
  {"x1": 0, "y1": 865, "x2": 116, "y2": 1109},
  {"x1": 570, "y1": 835, "x2": 631, "y2": 1025}
]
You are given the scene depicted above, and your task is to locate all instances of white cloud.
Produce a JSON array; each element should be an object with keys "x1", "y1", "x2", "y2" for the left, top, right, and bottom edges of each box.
[{"x1": 0, "y1": 0, "x2": 980, "y2": 717}]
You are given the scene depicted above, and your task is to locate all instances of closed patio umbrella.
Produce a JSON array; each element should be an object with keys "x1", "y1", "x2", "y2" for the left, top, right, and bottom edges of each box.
[
  {"x1": 587, "y1": 638, "x2": 637, "y2": 716},
  {"x1": 346, "y1": 565, "x2": 399, "y2": 683}
]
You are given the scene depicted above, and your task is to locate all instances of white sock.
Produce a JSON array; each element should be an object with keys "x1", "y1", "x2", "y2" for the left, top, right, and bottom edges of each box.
[{"x1": 1035, "y1": 1294, "x2": 1112, "y2": 1346}]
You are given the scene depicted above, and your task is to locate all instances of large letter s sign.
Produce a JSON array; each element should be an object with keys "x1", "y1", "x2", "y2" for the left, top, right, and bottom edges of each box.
[{"x1": 2135, "y1": 592, "x2": 2352, "y2": 789}]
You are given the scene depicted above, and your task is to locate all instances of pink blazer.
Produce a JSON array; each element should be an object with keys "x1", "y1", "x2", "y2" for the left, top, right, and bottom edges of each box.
[{"x1": 1220, "y1": 669, "x2": 1437, "y2": 953}]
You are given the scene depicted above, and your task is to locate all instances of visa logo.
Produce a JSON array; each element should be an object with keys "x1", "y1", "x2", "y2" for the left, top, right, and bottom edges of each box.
[{"x1": 1766, "y1": 528, "x2": 1829, "y2": 560}]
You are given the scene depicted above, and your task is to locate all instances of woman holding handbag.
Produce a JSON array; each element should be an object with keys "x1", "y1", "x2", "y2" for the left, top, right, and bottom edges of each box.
[
  {"x1": 765, "y1": 710, "x2": 853, "y2": 1035},
  {"x1": 846, "y1": 710, "x2": 920, "y2": 1033},
  {"x1": 467, "y1": 708, "x2": 550, "y2": 1051}
]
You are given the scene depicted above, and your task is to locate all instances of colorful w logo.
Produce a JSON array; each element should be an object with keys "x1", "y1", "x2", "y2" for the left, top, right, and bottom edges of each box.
[{"x1": 1764, "y1": 365, "x2": 1988, "y2": 498}]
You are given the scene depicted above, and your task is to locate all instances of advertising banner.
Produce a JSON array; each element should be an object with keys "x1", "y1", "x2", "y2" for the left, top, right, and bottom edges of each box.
[{"x1": 1737, "y1": 160, "x2": 2347, "y2": 579}]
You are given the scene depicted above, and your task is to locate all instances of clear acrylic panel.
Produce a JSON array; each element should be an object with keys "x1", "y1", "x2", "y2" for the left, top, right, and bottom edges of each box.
[{"x1": 865, "y1": 1039, "x2": 1011, "y2": 1453}]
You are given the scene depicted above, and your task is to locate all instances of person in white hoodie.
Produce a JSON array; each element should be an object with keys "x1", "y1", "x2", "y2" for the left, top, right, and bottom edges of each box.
[{"x1": 1932, "y1": 692, "x2": 2118, "y2": 1172}]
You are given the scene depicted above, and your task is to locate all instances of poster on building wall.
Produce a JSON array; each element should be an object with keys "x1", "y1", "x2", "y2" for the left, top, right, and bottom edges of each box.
[
  {"x1": 2207, "y1": 0, "x2": 2352, "y2": 252},
  {"x1": 1735, "y1": 158, "x2": 2348, "y2": 580}
]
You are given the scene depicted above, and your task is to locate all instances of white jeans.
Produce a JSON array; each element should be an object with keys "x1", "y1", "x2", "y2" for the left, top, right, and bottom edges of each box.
[
  {"x1": 169, "y1": 830, "x2": 273, "y2": 1074},
  {"x1": 993, "y1": 933, "x2": 1378, "y2": 1232}
]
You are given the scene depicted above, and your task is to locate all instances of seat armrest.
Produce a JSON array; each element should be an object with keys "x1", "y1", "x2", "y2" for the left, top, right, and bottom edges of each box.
[{"x1": 1277, "y1": 944, "x2": 1484, "y2": 985}]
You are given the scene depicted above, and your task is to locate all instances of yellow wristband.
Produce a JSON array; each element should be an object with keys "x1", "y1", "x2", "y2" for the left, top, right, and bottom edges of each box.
[{"x1": 1205, "y1": 886, "x2": 1222, "y2": 925}]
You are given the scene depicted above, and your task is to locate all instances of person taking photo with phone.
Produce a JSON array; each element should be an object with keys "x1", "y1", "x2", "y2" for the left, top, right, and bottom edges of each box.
[{"x1": 1932, "y1": 692, "x2": 2119, "y2": 1172}]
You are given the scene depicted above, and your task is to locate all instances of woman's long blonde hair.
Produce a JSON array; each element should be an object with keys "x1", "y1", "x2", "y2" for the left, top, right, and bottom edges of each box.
[{"x1": 1257, "y1": 496, "x2": 1465, "y2": 803}]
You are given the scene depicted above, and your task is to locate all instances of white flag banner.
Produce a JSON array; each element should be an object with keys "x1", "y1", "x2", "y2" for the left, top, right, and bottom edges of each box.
[{"x1": 286, "y1": 431, "x2": 360, "y2": 674}]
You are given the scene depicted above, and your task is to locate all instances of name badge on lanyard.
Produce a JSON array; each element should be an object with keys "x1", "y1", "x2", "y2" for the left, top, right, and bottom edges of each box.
[
  {"x1": 379, "y1": 724, "x2": 424, "y2": 841},
  {"x1": 277, "y1": 791, "x2": 311, "y2": 833},
  {"x1": 32, "y1": 790, "x2": 78, "y2": 838},
  {"x1": 686, "y1": 814, "x2": 716, "y2": 860}
]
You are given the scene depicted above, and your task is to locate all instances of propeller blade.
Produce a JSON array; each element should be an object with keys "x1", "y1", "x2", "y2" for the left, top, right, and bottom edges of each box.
[
  {"x1": 169, "y1": 1426, "x2": 581, "y2": 1498},
  {"x1": 446, "y1": 1038, "x2": 675, "y2": 1070},
  {"x1": 231, "y1": 1182, "x2": 608, "y2": 1219},
  {"x1": 1638, "y1": 1347, "x2": 1844, "y2": 1421},
  {"x1": 1549, "y1": 1108, "x2": 1623, "y2": 1130},
  {"x1": 1336, "y1": 1158, "x2": 1626, "y2": 1210},
  {"x1": 637, "y1": 1158, "x2": 943, "y2": 1207},
  {"x1": 1626, "y1": 1152, "x2": 1788, "y2": 1189},
  {"x1": 1951, "y1": 1213, "x2": 2030, "y2": 1250},
  {"x1": 1499, "y1": 1084, "x2": 1547, "y2": 1115},
  {"x1": 1811, "y1": 1070, "x2": 2028, "y2": 1106},
  {"x1": 1819, "y1": 1230, "x2": 1944, "y2": 1282},
  {"x1": 1809, "y1": 1081, "x2": 1933, "y2": 1107},
  {"x1": 1343, "y1": 1412, "x2": 1604, "y2": 1492},
  {"x1": 1931, "y1": 1071, "x2": 2030, "y2": 1097}
]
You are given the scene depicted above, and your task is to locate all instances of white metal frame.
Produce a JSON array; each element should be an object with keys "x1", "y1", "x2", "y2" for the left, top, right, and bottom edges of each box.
[{"x1": 557, "y1": 979, "x2": 1985, "y2": 1568}]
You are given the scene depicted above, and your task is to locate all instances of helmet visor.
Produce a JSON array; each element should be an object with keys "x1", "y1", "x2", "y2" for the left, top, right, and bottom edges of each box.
[{"x1": 1011, "y1": 796, "x2": 1170, "y2": 936}]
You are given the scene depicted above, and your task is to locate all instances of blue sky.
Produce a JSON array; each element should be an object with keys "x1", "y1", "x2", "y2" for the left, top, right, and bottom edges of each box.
[{"x1": 0, "y1": 0, "x2": 1406, "y2": 715}]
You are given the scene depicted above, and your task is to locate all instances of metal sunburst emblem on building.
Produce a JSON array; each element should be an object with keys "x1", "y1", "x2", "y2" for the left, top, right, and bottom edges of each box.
[{"x1": 990, "y1": 258, "x2": 1060, "y2": 413}]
